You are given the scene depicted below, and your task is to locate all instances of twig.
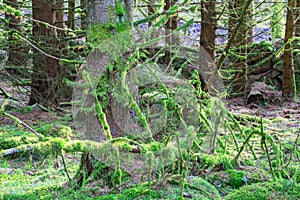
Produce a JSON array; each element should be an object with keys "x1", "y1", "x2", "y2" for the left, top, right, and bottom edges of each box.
[
  {"x1": 18, "y1": 36, "x2": 61, "y2": 61},
  {"x1": 3, "y1": 112, "x2": 44, "y2": 138},
  {"x1": 23, "y1": 15, "x2": 73, "y2": 32},
  {"x1": 0, "y1": 87, "x2": 11, "y2": 99},
  {"x1": 61, "y1": 152, "x2": 71, "y2": 181}
]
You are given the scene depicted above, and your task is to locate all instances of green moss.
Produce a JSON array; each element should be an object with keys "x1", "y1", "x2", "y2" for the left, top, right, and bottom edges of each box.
[
  {"x1": 195, "y1": 153, "x2": 233, "y2": 170},
  {"x1": 227, "y1": 170, "x2": 246, "y2": 189},
  {"x1": 0, "y1": 135, "x2": 39, "y2": 149},
  {"x1": 188, "y1": 177, "x2": 221, "y2": 199},
  {"x1": 115, "y1": 1, "x2": 126, "y2": 16},
  {"x1": 225, "y1": 180, "x2": 300, "y2": 200},
  {"x1": 36, "y1": 124, "x2": 73, "y2": 138},
  {"x1": 87, "y1": 23, "x2": 113, "y2": 47},
  {"x1": 51, "y1": 138, "x2": 66, "y2": 152},
  {"x1": 95, "y1": 185, "x2": 157, "y2": 200},
  {"x1": 1, "y1": 193, "x2": 36, "y2": 200},
  {"x1": 63, "y1": 140, "x2": 87, "y2": 153}
]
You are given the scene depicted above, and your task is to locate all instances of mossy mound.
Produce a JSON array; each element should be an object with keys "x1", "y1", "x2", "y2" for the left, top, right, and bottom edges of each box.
[
  {"x1": 71, "y1": 177, "x2": 221, "y2": 200},
  {"x1": 225, "y1": 180, "x2": 300, "y2": 200}
]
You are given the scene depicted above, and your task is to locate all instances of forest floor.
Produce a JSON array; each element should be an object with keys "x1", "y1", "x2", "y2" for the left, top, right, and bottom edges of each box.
[{"x1": 0, "y1": 81, "x2": 300, "y2": 199}]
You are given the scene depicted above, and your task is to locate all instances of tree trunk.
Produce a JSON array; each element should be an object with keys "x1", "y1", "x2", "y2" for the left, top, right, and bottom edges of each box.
[
  {"x1": 228, "y1": 0, "x2": 252, "y2": 97},
  {"x1": 200, "y1": 0, "x2": 216, "y2": 61},
  {"x1": 29, "y1": 0, "x2": 60, "y2": 106},
  {"x1": 73, "y1": 0, "x2": 133, "y2": 187},
  {"x1": 55, "y1": 0, "x2": 74, "y2": 101},
  {"x1": 282, "y1": 0, "x2": 296, "y2": 100},
  {"x1": 68, "y1": 0, "x2": 75, "y2": 29},
  {"x1": 55, "y1": 0, "x2": 65, "y2": 36},
  {"x1": 271, "y1": 0, "x2": 285, "y2": 41},
  {"x1": 80, "y1": 0, "x2": 87, "y2": 30},
  {"x1": 148, "y1": 0, "x2": 156, "y2": 57},
  {"x1": 4, "y1": 0, "x2": 25, "y2": 67},
  {"x1": 294, "y1": 0, "x2": 300, "y2": 90},
  {"x1": 164, "y1": 0, "x2": 178, "y2": 64}
]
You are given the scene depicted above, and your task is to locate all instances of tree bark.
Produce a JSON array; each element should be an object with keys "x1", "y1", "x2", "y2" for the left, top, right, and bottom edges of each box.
[
  {"x1": 200, "y1": 0, "x2": 216, "y2": 61},
  {"x1": 164, "y1": 0, "x2": 178, "y2": 64},
  {"x1": 4, "y1": 0, "x2": 26, "y2": 67},
  {"x1": 29, "y1": 0, "x2": 60, "y2": 106},
  {"x1": 228, "y1": 0, "x2": 252, "y2": 97},
  {"x1": 282, "y1": 0, "x2": 296, "y2": 100},
  {"x1": 80, "y1": 0, "x2": 87, "y2": 30},
  {"x1": 68, "y1": 0, "x2": 75, "y2": 29},
  {"x1": 294, "y1": 0, "x2": 300, "y2": 90},
  {"x1": 73, "y1": 0, "x2": 133, "y2": 187}
]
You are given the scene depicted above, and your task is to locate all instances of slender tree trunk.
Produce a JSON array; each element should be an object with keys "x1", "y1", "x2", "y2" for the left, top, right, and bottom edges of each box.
[
  {"x1": 80, "y1": 0, "x2": 87, "y2": 30},
  {"x1": 282, "y1": 0, "x2": 296, "y2": 100},
  {"x1": 148, "y1": 0, "x2": 156, "y2": 57},
  {"x1": 4, "y1": 0, "x2": 25, "y2": 67},
  {"x1": 55, "y1": 0, "x2": 74, "y2": 101},
  {"x1": 200, "y1": 0, "x2": 216, "y2": 61},
  {"x1": 29, "y1": 0, "x2": 59, "y2": 106},
  {"x1": 164, "y1": 0, "x2": 178, "y2": 64},
  {"x1": 294, "y1": 0, "x2": 300, "y2": 90},
  {"x1": 68, "y1": 0, "x2": 75, "y2": 29},
  {"x1": 228, "y1": 0, "x2": 252, "y2": 97}
]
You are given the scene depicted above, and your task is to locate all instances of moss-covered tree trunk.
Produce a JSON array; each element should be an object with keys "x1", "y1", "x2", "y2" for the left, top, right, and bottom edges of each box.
[
  {"x1": 29, "y1": 0, "x2": 60, "y2": 106},
  {"x1": 73, "y1": 0, "x2": 133, "y2": 187},
  {"x1": 282, "y1": 0, "x2": 296, "y2": 100}
]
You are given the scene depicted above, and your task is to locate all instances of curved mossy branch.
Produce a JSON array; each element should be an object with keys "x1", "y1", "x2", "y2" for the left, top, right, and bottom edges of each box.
[
  {"x1": 234, "y1": 128, "x2": 258, "y2": 161},
  {"x1": 1, "y1": 100, "x2": 43, "y2": 139},
  {"x1": 83, "y1": 70, "x2": 112, "y2": 140},
  {"x1": 227, "y1": 111, "x2": 257, "y2": 159},
  {"x1": 225, "y1": 120, "x2": 239, "y2": 152},
  {"x1": 120, "y1": 62, "x2": 154, "y2": 141}
]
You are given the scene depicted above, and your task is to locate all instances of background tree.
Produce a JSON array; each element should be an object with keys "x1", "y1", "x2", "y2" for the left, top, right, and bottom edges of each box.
[
  {"x1": 4, "y1": 0, "x2": 25, "y2": 68},
  {"x1": 295, "y1": 0, "x2": 300, "y2": 90},
  {"x1": 68, "y1": 0, "x2": 75, "y2": 30},
  {"x1": 200, "y1": 0, "x2": 216, "y2": 61},
  {"x1": 271, "y1": 0, "x2": 284, "y2": 41},
  {"x1": 29, "y1": 0, "x2": 60, "y2": 105},
  {"x1": 282, "y1": 0, "x2": 297, "y2": 99},
  {"x1": 227, "y1": 0, "x2": 253, "y2": 97}
]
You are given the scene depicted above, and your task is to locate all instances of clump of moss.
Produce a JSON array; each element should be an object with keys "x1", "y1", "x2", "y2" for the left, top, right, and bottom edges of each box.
[
  {"x1": 0, "y1": 135, "x2": 39, "y2": 149},
  {"x1": 195, "y1": 153, "x2": 234, "y2": 170},
  {"x1": 225, "y1": 180, "x2": 300, "y2": 200},
  {"x1": 226, "y1": 170, "x2": 246, "y2": 189},
  {"x1": 36, "y1": 124, "x2": 73, "y2": 138},
  {"x1": 188, "y1": 177, "x2": 222, "y2": 199}
]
